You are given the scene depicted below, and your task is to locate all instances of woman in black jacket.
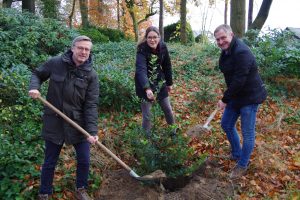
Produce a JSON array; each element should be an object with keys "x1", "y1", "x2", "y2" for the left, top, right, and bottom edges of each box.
[{"x1": 135, "y1": 26, "x2": 175, "y2": 135}]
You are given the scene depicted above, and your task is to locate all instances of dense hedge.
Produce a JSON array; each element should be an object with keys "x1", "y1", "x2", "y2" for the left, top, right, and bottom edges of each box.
[
  {"x1": 78, "y1": 26, "x2": 126, "y2": 43},
  {"x1": 164, "y1": 21, "x2": 195, "y2": 43},
  {"x1": 0, "y1": 8, "x2": 76, "y2": 70}
]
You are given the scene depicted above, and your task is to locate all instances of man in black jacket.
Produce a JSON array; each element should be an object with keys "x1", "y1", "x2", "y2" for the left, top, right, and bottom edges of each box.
[
  {"x1": 214, "y1": 24, "x2": 267, "y2": 179},
  {"x1": 29, "y1": 35, "x2": 99, "y2": 199}
]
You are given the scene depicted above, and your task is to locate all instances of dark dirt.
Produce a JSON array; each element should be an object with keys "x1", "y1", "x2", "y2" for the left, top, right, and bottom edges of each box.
[{"x1": 95, "y1": 159, "x2": 235, "y2": 200}]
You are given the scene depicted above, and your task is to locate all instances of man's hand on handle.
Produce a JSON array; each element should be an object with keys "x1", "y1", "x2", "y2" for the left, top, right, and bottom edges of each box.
[
  {"x1": 217, "y1": 99, "x2": 227, "y2": 110},
  {"x1": 87, "y1": 135, "x2": 99, "y2": 144},
  {"x1": 29, "y1": 89, "x2": 40, "y2": 99}
]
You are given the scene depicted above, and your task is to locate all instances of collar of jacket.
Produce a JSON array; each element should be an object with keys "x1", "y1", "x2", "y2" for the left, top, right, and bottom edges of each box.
[{"x1": 62, "y1": 49, "x2": 93, "y2": 71}]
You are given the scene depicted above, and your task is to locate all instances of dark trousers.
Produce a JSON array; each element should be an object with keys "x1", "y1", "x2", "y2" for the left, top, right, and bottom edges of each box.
[{"x1": 39, "y1": 140, "x2": 90, "y2": 194}]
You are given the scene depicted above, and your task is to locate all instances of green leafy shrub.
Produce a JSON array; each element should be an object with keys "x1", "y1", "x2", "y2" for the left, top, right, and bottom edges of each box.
[
  {"x1": 79, "y1": 26, "x2": 126, "y2": 43},
  {"x1": 244, "y1": 29, "x2": 300, "y2": 79},
  {"x1": 195, "y1": 33, "x2": 209, "y2": 44},
  {"x1": 0, "y1": 64, "x2": 44, "y2": 198},
  {"x1": 164, "y1": 21, "x2": 195, "y2": 43},
  {"x1": 244, "y1": 29, "x2": 300, "y2": 97},
  {"x1": 78, "y1": 27, "x2": 110, "y2": 43},
  {"x1": 97, "y1": 27, "x2": 126, "y2": 42},
  {"x1": 123, "y1": 120, "x2": 206, "y2": 178},
  {"x1": 96, "y1": 64, "x2": 139, "y2": 111},
  {"x1": 92, "y1": 41, "x2": 136, "y2": 70},
  {"x1": 0, "y1": 8, "x2": 75, "y2": 70}
]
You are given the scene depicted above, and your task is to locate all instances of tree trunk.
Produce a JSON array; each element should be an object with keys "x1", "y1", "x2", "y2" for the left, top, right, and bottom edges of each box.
[
  {"x1": 248, "y1": 0, "x2": 273, "y2": 31},
  {"x1": 129, "y1": 10, "x2": 138, "y2": 41},
  {"x1": 230, "y1": 0, "x2": 246, "y2": 38},
  {"x1": 180, "y1": 0, "x2": 187, "y2": 45},
  {"x1": 117, "y1": 0, "x2": 120, "y2": 29},
  {"x1": 248, "y1": 0, "x2": 253, "y2": 29},
  {"x1": 3, "y1": 0, "x2": 13, "y2": 8},
  {"x1": 159, "y1": 0, "x2": 164, "y2": 41},
  {"x1": 79, "y1": 0, "x2": 89, "y2": 28},
  {"x1": 224, "y1": 0, "x2": 228, "y2": 24},
  {"x1": 125, "y1": 0, "x2": 138, "y2": 41},
  {"x1": 41, "y1": 0, "x2": 59, "y2": 19},
  {"x1": 68, "y1": 0, "x2": 76, "y2": 28},
  {"x1": 22, "y1": 0, "x2": 35, "y2": 13}
]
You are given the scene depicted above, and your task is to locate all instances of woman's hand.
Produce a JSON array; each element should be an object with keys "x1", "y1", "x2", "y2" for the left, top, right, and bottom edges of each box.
[
  {"x1": 167, "y1": 86, "x2": 172, "y2": 93},
  {"x1": 145, "y1": 89, "x2": 154, "y2": 100}
]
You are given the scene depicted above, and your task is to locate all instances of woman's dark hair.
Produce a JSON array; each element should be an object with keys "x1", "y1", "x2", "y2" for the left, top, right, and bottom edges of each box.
[{"x1": 137, "y1": 26, "x2": 160, "y2": 46}]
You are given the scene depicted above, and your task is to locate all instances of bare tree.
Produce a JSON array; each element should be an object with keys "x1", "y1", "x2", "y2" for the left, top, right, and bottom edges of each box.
[
  {"x1": 22, "y1": 0, "x2": 35, "y2": 13},
  {"x1": 41, "y1": 0, "x2": 60, "y2": 19},
  {"x1": 159, "y1": 0, "x2": 164, "y2": 41},
  {"x1": 248, "y1": 0, "x2": 254, "y2": 29},
  {"x1": 125, "y1": 0, "x2": 157, "y2": 41},
  {"x1": 248, "y1": 0, "x2": 273, "y2": 31},
  {"x1": 68, "y1": 0, "x2": 76, "y2": 28},
  {"x1": 79, "y1": 0, "x2": 89, "y2": 28},
  {"x1": 180, "y1": 0, "x2": 187, "y2": 44},
  {"x1": 224, "y1": 0, "x2": 228, "y2": 24},
  {"x1": 117, "y1": 0, "x2": 121, "y2": 29},
  {"x1": 3, "y1": 0, "x2": 13, "y2": 8},
  {"x1": 230, "y1": 0, "x2": 246, "y2": 37}
]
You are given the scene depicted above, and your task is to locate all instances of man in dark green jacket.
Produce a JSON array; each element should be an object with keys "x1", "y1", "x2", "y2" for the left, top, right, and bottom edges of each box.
[
  {"x1": 214, "y1": 24, "x2": 267, "y2": 179},
  {"x1": 29, "y1": 35, "x2": 99, "y2": 200}
]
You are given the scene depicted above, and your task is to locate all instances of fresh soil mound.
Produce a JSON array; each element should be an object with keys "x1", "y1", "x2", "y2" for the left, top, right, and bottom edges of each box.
[{"x1": 95, "y1": 160, "x2": 234, "y2": 200}]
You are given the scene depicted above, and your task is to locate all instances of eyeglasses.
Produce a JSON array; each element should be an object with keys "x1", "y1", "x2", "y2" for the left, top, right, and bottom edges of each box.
[
  {"x1": 147, "y1": 36, "x2": 159, "y2": 40},
  {"x1": 75, "y1": 46, "x2": 91, "y2": 52}
]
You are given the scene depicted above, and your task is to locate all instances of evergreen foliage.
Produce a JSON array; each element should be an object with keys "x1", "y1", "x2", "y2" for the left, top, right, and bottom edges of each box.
[{"x1": 164, "y1": 21, "x2": 195, "y2": 43}]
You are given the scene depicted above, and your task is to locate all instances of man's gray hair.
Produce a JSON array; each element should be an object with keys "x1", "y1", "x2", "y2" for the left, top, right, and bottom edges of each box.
[
  {"x1": 214, "y1": 24, "x2": 233, "y2": 36},
  {"x1": 72, "y1": 35, "x2": 92, "y2": 47}
]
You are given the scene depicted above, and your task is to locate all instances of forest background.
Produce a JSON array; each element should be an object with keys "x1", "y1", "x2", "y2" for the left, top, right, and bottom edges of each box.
[{"x1": 0, "y1": 0, "x2": 299, "y2": 199}]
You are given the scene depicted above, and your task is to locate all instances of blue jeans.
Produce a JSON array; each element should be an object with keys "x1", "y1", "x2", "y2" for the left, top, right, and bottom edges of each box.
[
  {"x1": 39, "y1": 140, "x2": 90, "y2": 194},
  {"x1": 221, "y1": 103, "x2": 259, "y2": 168}
]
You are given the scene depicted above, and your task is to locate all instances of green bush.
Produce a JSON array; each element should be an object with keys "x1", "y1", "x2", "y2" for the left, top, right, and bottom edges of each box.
[
  {"x1": 0, "y1": 8, "x2": 75, "y2": 70},
  {"x1": 97, "y1": 27, "x2": 126, "y2": 42},
  {"x1": 79, "y1": 26, "x2": 126, "y2": 43},
  {"x1": 78, "y1": 27, "x2": 110, "y2": 43},
  {"x1": 244, "y1": 29, "x2": 300, "y2": 79},
  {"x1": 244, "y1": 29, "x2": 300, "y2": 97},
  {"x1": 164, "y1": 21, "x2": 195, "y2": 43},
  {"x1": 123, "y1": 113, "x2": 206, "y2": 178},
  {"x1": 0, "y1": 65, "x2": 44, "y2": 198},
  {"x1": 195, "y1": 33, "x2": 209, "y2": 44},
  {"x1": 96, "y1": 64, "x2": 139, "y2": 111}
]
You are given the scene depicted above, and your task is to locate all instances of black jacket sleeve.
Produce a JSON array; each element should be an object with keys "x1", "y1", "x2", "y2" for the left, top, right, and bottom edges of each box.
[
  {"x1": 161, "y1": 45, "x2": 173, "y2": 86},
  {"x1": 135, "y1": 48, "x2": 150, "y2": 90},
  {"x1": 29, "y1": 59, "x2": 53, "y2": 91},
  {"x1": 83, "y1": 71, "x2": 99, "y2": 136}
]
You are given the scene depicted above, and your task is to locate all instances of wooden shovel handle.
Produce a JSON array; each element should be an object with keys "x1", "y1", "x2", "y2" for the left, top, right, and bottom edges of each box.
[
  {"x1": 37, "y1": 96, "x2": 132, "y2": 172},
  {"x1": 203, "y1": 107, "x2": 219, "y2": 128}
]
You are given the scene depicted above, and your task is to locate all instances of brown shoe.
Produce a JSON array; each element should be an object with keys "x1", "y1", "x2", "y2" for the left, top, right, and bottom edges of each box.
[
  {"x1": 38, "y1": 194, "x2": 49, "y2": 200},
  {"x1": 75, "y1": 187, "x2": 92, "y2": 200},
  {"x1": 229, "y1": 165, "x2": 247, "y2": 179}
]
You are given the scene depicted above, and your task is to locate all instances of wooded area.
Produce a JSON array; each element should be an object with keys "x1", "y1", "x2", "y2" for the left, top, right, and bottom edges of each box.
[
  {"x1": 1, "y1": 0, "x2": 273, "y2": 41},
  {"x1": 1, "y1": 0, "x2": 299, "y2": 199}
]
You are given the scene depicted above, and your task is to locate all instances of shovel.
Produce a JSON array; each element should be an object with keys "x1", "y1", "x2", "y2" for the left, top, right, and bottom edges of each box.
[
  {"x1": 186, "y1": 107, "x2": 219, "y2": 138},
  {"x1": 37, "y1": 96, "x2": 166, "y2": 182}
]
